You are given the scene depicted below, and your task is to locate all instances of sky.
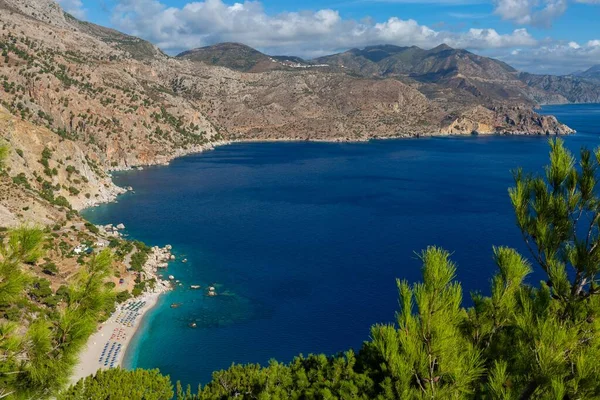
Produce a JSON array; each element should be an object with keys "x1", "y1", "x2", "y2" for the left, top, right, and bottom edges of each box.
[{"x1": 57, "y1": 0, "x2": 600, "y2": 74}]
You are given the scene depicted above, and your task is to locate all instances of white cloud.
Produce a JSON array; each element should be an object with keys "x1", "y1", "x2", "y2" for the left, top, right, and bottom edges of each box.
[
  {"x1": 57, "y1": 0, "x2": 86, "y2": 18},
  {"x1": 353, "y1": 0, "x2": 485, "y2": 4},
  {"x1": 103, "y1": 0, "x2": 600, "y2": 75},
  {"x1": 500, "y1": 40, "x2": 600, "y2": 74},
  {"x1": 492, "y1": 0, "x2": 567, "y2": 27},
  {"x1": 109, "y1": 0, "x2": 537, "y2": 57}
]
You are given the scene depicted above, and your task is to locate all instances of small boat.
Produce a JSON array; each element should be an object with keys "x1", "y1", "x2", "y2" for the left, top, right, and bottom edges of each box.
[
  {"x1": 190, "y1": 285, "x2": 201, "y2": 289},
  {"x1": 170, "y1": 303, "x2": 181, "y2": 309},
  {"x1": 189, "y1": 322, "x2": 197, "y2": 328}
]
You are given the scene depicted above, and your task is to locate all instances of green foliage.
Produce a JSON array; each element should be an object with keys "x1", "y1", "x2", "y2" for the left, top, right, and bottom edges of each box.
[
  {"x1": 84, "y1": 222, "x2": 99, "y2": 234},
  {"x1": 197, "y1": 352, "x2": 374, "y2": 400},
  {"x1": 130, "y1": 250, "x2": 148, "y2": 272},
  {"x1": 1, "y1": 229, "x2": 118, "y2": 399},
  {"x1": 41, "y1": 261, "x2": 59, "y2": 276},
  {"x1": 0, "y1": 142, "x2": 8, "y2": 170},
  {"x1": 5, "y1": 226, "x2": 45, "y2": 264},
  {"x1": 510, "y1": 138, "x2": 600, "y2": 304},
  {"x1": 59, "y1": 368, "x2": 173, "y2": 400},
  {"x1": 132, "y1": 280, "x2": 146, "y2": 297},
  {"x1": 12, "y1": 173, "x2": 31, "y2": 189},
  {"x1": 115, "y1": 290, "x2": 131, "y2": 303},
  {"x1": 369, "y1": 247, "x2": 483, "y2": 398}
]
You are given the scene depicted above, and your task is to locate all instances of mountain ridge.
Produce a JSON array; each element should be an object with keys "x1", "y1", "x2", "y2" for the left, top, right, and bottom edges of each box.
[
  {"x1": 179, "y1": 42, "x2": 600, "y2": 106},
  {"x1": 176, "y1": 42, "x2": 318, "y2": 72},
  {"x1": 576, "y1": 64, "x2": 600, "y2": 82}
]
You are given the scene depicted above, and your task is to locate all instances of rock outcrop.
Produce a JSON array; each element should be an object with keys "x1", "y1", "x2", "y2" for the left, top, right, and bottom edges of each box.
[{"x1": 441, "y1": 106, "x2": 574, "y2": 135}]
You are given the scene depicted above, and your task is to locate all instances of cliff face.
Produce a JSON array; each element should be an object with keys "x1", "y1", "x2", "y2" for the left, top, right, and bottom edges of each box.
[
  {"x1": 440, "y1": 105, "x2": 574, "y2": 135},
  {"x1": 0, "y1": 107, "x2": 123, "y2": 213},
  {"x1": 519, "y1": 73, "x2": 600, "y2": 104}
]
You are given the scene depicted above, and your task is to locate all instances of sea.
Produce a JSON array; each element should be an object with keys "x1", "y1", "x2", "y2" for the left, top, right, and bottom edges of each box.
[{"x1": 82, "y1": 104, "x2": 600, "y2": 387}]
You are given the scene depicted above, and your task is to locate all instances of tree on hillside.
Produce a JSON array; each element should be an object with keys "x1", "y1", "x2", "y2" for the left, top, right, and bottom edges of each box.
[
  {"x1": 0, "y1": 228, "x2": 118, "y2": 399},
  {"x1": 0, "y1": 143, "x2": 8, "y2": 171},
  {"x1": 22, "y1": 250, "x2": 117, "y2": 397},
  {"x1": 58, "y1": 368, "x2": 174, "y2": 400},
  {"x1": 0, "y1": 227, "x2": 45, "y2": 399}
]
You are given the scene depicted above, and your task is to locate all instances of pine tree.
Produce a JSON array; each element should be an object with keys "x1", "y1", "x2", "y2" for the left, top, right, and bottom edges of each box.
[
  {"x1": 510, "y1": 138, "x2": 600, "y2": 308},
  {"x1": 0, "y1": 227, "x2": 45, "y2": 399},
  {"x1": 369, "y1": 247, "x2": 484, "y2": 398}
]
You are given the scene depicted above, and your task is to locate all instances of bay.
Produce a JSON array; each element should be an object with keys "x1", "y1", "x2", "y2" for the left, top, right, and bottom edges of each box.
[{"x1": 82, "y1": 103, "x2": 600, "y2": 386}]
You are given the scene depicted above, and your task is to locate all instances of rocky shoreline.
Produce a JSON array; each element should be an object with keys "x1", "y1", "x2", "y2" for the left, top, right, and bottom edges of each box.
[
  {"x1": 71, "y1": 235, "x2": 175, "y2": 383},
  {"x1": 142, "y1": 245, "x2": 175, "y2": 294},
  {"x1": 85, "y1": 124, "x2": 574, "y2": 211}
]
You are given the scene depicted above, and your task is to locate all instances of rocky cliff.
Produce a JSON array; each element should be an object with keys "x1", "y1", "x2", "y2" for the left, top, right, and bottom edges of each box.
[{"x1": 519, "y1": 73, "x2": 600, "y2": 104}]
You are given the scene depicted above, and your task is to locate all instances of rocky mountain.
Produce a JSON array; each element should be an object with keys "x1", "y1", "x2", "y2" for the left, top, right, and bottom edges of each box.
[
  {"x1": 314, "y1": 44, "x2": 600, "y2": 105},
  {"x1": 519, "y1": 72, "x2": 600, "y2": 104},
  {"x1": 176, "y1": 42, "x2": 600, "y2": 107},
  {"x1": 315, "y1": 44, "x2": 517, "y2": 81},
  {"x1": 177, "y1": 42, "x2": 316, "y2": 73},
  {"x1": 576, "y1": 65, "x2": 600, "y2": 82}
]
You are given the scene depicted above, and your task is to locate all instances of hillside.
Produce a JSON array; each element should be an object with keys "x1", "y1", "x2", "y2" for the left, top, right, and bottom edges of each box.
[
  {"x1": 576, "y1": 64, "x2": 600, "y2": 82},
  {"x1": 520, "y1": 72, "x2": 600, "y2": 104},
  {"x1": 1, "y1": 1, "x2": 578, "y2": 144},
  {"x1": 177, "y1": 42, "x2": 316, "y2": 73},
  {"x1": 315, "y1": 44, "x2": 517, "y2": 81}
]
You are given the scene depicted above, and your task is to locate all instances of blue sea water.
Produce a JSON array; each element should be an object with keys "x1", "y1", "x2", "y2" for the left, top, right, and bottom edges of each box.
[{"x1": 82, "y1": 104, "x2": 600, "y2": 387}]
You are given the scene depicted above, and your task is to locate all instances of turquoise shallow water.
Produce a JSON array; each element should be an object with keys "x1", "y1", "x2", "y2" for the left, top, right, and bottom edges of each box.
[{"x1": 82, "y1": 104, "x2": 600, "y2": 387}]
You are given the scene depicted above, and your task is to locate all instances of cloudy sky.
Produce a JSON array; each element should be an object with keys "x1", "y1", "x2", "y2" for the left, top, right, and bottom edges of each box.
[{"x1": 58, "y1": 0, "x2": 600, "y2": 74}]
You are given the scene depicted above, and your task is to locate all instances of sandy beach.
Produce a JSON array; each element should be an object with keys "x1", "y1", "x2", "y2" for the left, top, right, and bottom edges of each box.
[{"x1": 70, "y1": 292, "x2": 162, "y2": 385}]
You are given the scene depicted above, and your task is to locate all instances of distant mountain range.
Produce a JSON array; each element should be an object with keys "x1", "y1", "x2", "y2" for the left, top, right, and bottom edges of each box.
[
  {"x1": 575, "y1": 65, "x2": 600, "y2": 81},
  {"x1": 178, "y1": 42, "x2": 600, "y2": 105}
]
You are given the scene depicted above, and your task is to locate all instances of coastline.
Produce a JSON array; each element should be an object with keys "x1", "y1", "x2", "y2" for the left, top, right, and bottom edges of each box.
[
  {"x1": 81, "y1": 110, "x2": 578, "y2": 212},
  {"x1": 70, "y1": 246, "x2": 172, "y2": 385},
  {"x1": 70, "y1": 291, "x2": 162, "y2": 384}
]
